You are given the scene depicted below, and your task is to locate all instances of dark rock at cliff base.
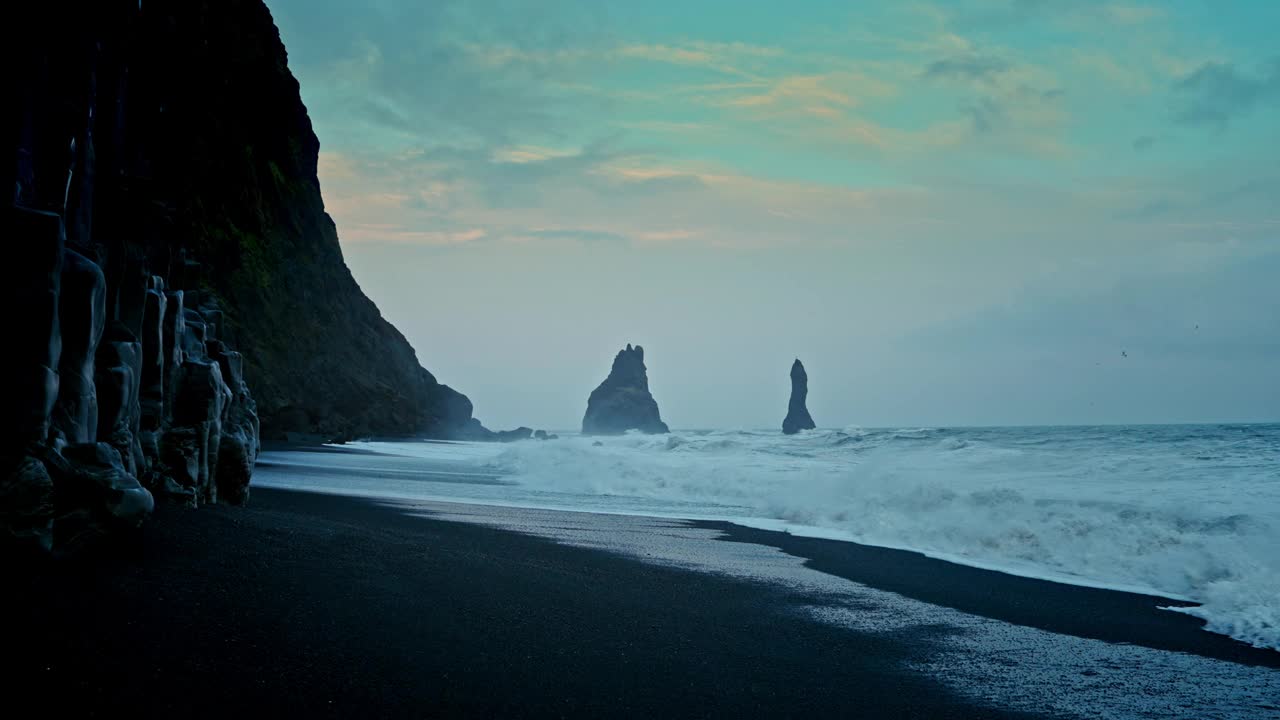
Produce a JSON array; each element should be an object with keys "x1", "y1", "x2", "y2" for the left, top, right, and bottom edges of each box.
[
  {"x1": 95, "y1": 328, "x2": 145, "y2": 478},
  {"x1": 51, "y1": 250, "x2": 107, "y2": 445},
  {"x1": 583, "y1": 345, "x2": 670, "y2": 435},
  {"x1": 782, "y1": 359, "x2": 817, "y2": 435},
  {"x1": 44, "y1": 443, "x2": 154, "y2": 529},
  {"x1": 209, "y1": 342, "x2": 259, "y2": 506},
  {"x1": 0, "y1": 457, "x2": 56, "y2": 552},
  {"x1": 2, "y1": 208, "x2": 64, "y2": 448},
  {"x1": 138, "y1": 283, "x2": 167, "y2": 430}
]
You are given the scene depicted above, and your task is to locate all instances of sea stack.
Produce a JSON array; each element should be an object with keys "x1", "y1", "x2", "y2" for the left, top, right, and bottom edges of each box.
[
  {"x1": 582, "y1": 345, "x2": 670, "y2": 435},
  {"x1": 782, "y1": 359, "x2": 817, "y2": 435}
]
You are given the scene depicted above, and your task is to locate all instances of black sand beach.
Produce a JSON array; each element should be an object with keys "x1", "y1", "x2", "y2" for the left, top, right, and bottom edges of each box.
[
  {"x1": 708, "y1": 522, "x2": 1280, "y2": 668},
  {"x1": 6, "y1": 487, "x2": 1275, "y2": 719}
]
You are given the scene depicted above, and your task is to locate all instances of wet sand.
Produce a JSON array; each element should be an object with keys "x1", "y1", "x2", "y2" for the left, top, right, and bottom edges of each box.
[
  {"x1": 6, "y1": 484, "x2": 1276, "y2": 718},
  {"x1": 7, "y1": 487, "x2": 1038, "y2": 719}
]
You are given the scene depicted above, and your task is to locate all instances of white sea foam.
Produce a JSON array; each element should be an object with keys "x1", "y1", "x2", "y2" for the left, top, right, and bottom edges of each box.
[
  {"x1": 412, "y1": 502, "x2": 1280, "y2": 718},
  {"x1": 275, "y1": 424, "x2": 1280, "y2": 650}
]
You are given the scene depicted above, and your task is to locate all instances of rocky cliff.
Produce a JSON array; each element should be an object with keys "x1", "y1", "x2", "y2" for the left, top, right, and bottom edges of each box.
[
  {"x1": 782, "y1": 359, "x2": 817, "y2": 435},
  {"x1": 2, "y1": 0, "x2": 495, "y2": 551},
  {"x1": 7, "y1": 0, "x2": 494, "y2": 442},
  {"x1": 582, "y1": 345, "x2": 670, "y2": 435}
]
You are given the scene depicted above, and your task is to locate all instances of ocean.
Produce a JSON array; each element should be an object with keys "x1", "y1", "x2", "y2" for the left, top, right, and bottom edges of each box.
[{"x1": 255, "y1": 423, "x2": 1280, "y2": 651}]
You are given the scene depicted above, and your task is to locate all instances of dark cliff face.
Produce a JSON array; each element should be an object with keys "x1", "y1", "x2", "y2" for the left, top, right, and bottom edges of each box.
[
  {"x1": 2, "y1": 0, "x2": 490, "y2": 550},
  {"x1": 6, "y1": 0, "x2": 485, "y2": 443},
  {"x1": 782, "y1": 359, "x2": 817, "y2": 435},
  {"x1": 127, "y1": 1, "x2": 482, "y2": 441},
  {"x1": 582, "y1": 345, "x2": 670, "y2": 435}
]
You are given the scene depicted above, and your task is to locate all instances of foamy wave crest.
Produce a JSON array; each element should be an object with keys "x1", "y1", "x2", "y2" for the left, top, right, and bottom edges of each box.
[{"x1": 482, "y1": 427, "x2": 1280, "y2": 650}]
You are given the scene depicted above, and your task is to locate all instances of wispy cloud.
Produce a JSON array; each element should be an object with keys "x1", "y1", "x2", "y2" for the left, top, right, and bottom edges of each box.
[
  {"x1": 343, "y1": 225, "x2": 487, "y2": 245},
  {"x1": 1104, "y1": 3, "x2": 1165, "y2": 25},
  {"x1": 950, "y1": 0, "x2": 1166, "y2": 31},
  {"x1": 923, "y1": 53, "x2": 1011, "y2": 82},
  {"x1": 278, "y1": 0, "x2": 1277, "y2": 247},
  {"x1": 1172, "y1": 57, "x2": 1280, "y2": 130},
  {"x1": 1070, "y1": 49, "x2": 1154, "y2": 93}
]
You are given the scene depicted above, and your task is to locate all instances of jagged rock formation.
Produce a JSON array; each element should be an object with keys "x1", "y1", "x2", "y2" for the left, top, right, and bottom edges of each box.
[
  {"x1": 782, "y1": 359, "x2": 817, "y2": 435},
  {"x1": 2, "y1": 0, "x2": 497, "y2": 551},
  {"x1": 582, "y1": 345, "x2": 670, "y2": 435},
  {"x1": 1, "y1": 3, "x2": 274, "y2": 552},
  {"x1": 7, "y1": 0, "x2": 492, "y2": 446},
  {"x1": 2, "y1": 200, "x2": 253, "y2": 552}
]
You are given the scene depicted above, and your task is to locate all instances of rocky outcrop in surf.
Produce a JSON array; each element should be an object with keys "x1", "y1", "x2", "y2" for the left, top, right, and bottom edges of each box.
[
  {"x1": 782, "y1": 359, "x2": 817, "y2": 435},
  {"x1": 582, "y1": 345, "x2": 670, "y2": 435}
]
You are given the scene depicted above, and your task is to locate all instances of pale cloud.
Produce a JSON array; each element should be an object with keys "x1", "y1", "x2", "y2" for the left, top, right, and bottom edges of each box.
[
  {"x1": 633, "y1": 229, "x2": 700, "y2": 242},
  {"x1": 1071, "y1": 49, "x2": 1154, "y2": 93},
  {"x1": 686, "y1": 41, "x2": 786, "y2": 59},
  {"x1": 317, "y1": 151, "x2": 361, "y2": 183},
  {"x1": 491, "y1": 145, "x2": 579, "y2": 164},
  {"x1": 1103, "y1": 3, "x2": 1164, "y2": 25},
  {"x1": 923, "y1": 53, "x2": 1011, "y2": 82},
  {"x1": 725, "y1": 75, "x2": 862, "y2": 109},
  {"x1": 613, "y1": 40, "x2": 783, "y2": 79},
  {"x1": 816, "y1": 116, "x2": 972, "y2": 152},
  {"x1": 1173, "y1": 57, "x2": 1280, "y2": 129},
  {"x1": 462, "y1": 44, "x2": 592, "y2": 68},
  {"x1": 289, "y1": 4, "x2": 1269, "y2": 247},
  {"x1": 601, "y1": 165, "x2": 691, "y2": 182},
  {"x1": 617, "y1": 43, "x2": 713, "y2": 66},
  {"x1": 948, "y1": 0, "x2": 1166, "y2": 32},
  {"x1": 617, "y1": 120, "x2": 712, "y2": 135},
  {"x1": 342, "y1": 225, "x2": 487, "y2": 245}
]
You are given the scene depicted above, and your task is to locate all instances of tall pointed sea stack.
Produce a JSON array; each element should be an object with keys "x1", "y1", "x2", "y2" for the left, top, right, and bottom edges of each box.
[
  {"x1": 782, "y1": 359, "x2": 817, "y2": 435},
  {"x1": 582, "y1": 345, "x2": 669, "y2": 435}
]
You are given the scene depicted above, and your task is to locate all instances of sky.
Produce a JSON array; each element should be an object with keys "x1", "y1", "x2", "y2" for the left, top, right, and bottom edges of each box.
[{"x1": 265, "y1": 0, "x2": 1279, "y2": 430}]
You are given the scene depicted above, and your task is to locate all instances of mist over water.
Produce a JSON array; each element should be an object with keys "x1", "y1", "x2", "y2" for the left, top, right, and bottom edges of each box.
[{"x1": 264, "y1": 423, "x2": 1280, "y2": 650}]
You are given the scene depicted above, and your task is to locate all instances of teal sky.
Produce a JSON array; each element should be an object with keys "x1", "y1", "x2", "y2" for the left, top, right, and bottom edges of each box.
[{"x1": 267, "y1": 0, "x2": 1278, "y2": 430}]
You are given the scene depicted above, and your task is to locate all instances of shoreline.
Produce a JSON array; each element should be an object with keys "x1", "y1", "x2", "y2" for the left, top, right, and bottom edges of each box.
[
  {"x1": 256, "y1": 443, "x2": 1273, "y2": 658},
  {"x1": 700, "y1": 520, "x2": 1279, "y2": 667},
  {"x1": 7, "y1": 486, "x2": 1278, "y2": 718},
  {"x1": 269, "y1": 483, "x2": 1279, "y2": 667},
  {"x1": 7, "y1": 487, "x2": 1039, "y2": 718}
]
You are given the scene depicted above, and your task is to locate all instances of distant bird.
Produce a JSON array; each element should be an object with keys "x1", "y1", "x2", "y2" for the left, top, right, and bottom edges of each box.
[{"x1": 1121, "y1": 351, "x2": 1128, "y2": 358}]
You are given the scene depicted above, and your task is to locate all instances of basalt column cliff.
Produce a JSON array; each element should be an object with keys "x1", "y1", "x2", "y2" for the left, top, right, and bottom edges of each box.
[{"x1": 2, "y1": 0, "x2": 492, "y2": 551}]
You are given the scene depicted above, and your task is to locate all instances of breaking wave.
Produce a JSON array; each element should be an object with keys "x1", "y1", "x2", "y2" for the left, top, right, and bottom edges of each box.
[{"x1": 475, "y1": 424, "x2": 1280, "y2": 650}]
